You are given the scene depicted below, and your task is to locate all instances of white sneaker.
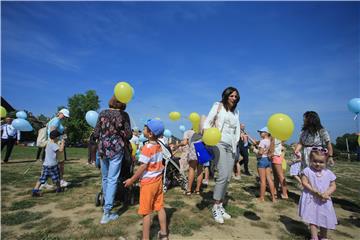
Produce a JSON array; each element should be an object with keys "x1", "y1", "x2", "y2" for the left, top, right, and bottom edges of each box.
[
  {"x1": 212, "y1": 205, "x2": 224, "y2": 224},
  {"x1": 60, "y1": 180, "x2": 70, "y2": 187},
  {"x1": 219, "y1": 204, "x2": 231, "y2": 220},
  {"x1": 39, "y1": 182, "x2": 54, "y2": 190},
  {"x1": 202, "y1": 180, "x2": 209, "y2": 185},
  {"x1": 100, "y1": 212, "x2": 119, "y2": 224}
]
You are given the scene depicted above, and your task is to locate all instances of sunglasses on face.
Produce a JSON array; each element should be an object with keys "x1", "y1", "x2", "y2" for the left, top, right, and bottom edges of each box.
[{"x1": 311, "y1": 147, "x2": 328, "y2": 154}]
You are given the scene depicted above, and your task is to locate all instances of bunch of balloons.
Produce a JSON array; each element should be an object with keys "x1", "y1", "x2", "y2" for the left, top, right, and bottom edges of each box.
[
  {"x1": 85, "y1": 110, "x2": 99, "y2": 128},
  {"x1": 12, "y1": 111, "x2": 33, "y2": 132},
  {"x1": 114, "y1": 81, "x2": 134, "y2": 104},
  {"x1": 188, "y1": 112, "x2": 200, "y2": 133},
  {"x1": 348, "y1": 98, "x2": 360, "y2": 120},
  {"x1": 169, "y1": 112, "x2": 181, "y2": 121},
  {"x1": 267, "y1": 113, "x2": 294, "y2": 141}
]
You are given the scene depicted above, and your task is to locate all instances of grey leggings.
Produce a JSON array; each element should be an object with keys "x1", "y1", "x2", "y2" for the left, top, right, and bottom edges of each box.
[{"x1": 213, "y1": 142, "x2": 235, "y2": 201}]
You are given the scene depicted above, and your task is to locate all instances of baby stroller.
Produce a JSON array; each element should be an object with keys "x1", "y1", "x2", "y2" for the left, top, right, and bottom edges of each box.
[
  {"x1": 95, "y1": 145, "x2": 136, "y2": 207},
  {"x1": 158, "y1": 140, "x2": 188, "y2": 193}
]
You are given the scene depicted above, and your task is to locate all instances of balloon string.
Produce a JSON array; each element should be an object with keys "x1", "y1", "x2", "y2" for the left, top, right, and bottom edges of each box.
[{"x1": 354, "y1": 114, "x2": 358, "y2": 121}]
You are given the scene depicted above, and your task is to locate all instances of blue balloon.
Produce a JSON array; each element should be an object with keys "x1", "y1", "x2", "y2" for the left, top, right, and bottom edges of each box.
[
  {"x1": 348, "y1": 98, "x2": 360, "y2": 114},
  {"x1": 163, "y1": 129, "x2": 172, "y2": 138},
  {"x1": 85, "y1": 110, "x2": 99, "y2": 128},
  {"x1": 12, "y1": 118, "x2": 33, "y2": 132},
  {"x1": 139, "y1": 134, "x2": 148, "y2": 142},
  {"x1": 179, "y1": 125, "x2": 186, "y2": 132},
  {"x1": 16, "y1": 111, "x2": 27, "y2": 119}
]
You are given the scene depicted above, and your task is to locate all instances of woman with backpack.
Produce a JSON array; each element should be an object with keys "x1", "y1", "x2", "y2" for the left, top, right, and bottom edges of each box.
[{"x1": 203, "y1": 87, "x2": 241, "y2": 224}]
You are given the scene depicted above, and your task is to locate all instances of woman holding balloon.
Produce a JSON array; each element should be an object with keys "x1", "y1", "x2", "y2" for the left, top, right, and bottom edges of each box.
[
  {"x1": 203, "y1": 86, "x2": 240, "y2": 224},
  {"x1": 294, "y1": 111, "x2": 334, "y2": 167}
]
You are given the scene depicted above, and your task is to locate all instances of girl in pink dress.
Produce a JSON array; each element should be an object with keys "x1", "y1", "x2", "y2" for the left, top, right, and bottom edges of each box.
[{"x1": 298, "y1": 147, "x2": 337, "y2": 240}]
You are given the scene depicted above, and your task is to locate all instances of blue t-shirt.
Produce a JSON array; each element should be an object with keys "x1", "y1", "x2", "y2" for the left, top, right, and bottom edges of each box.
[{"x1": 44, "y1": 142, "x2": 59, "y2": 167}]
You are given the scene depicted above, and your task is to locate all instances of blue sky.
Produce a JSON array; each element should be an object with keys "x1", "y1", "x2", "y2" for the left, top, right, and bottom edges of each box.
[{"x1": 1, "y1": 2, "x2": 359, "y2": 142}]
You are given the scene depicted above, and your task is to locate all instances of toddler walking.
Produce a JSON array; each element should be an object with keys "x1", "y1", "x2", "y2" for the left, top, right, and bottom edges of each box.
[
  {"x1": 299, "y1": 147, "x2": 337, "y2": 240},
  {"x1": 32, "y1": 130, "x2": 64, "y2": 196}
]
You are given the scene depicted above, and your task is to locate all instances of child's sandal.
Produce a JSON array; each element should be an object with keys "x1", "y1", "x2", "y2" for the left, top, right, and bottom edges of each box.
[
  {"x1": 184, "y1": 191, "x2": 192, "y2": 196},
  {"x1": 194, "y1": 190, "x2": 201, "y2": 195},
  {"x1": 157, "y1": 231, "x2": 169, "y2": 240}
]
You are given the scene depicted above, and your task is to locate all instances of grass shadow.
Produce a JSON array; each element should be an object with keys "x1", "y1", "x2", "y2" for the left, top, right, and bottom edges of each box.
[
  {"x1": 196, "y1": 191, "x2": 213, "y2": 210},
  {"x1": 149, "y1": 207, "x2": 177, "y2": 239},
  {"x1": 279, "y1": 215, "x2": 309, "y2": 239},
  {"x1": 243, "y1": 211, "x2": 261, "y2": 221},
  {"x1": 287, "y1": 191, "x2": 300, "y2": 204},
  {"x1": 243, "y1": 185, "x2": 258, "y2": 198},
  {"x1": 332, "y1": 197, "x2": 360, "y2": 213}
]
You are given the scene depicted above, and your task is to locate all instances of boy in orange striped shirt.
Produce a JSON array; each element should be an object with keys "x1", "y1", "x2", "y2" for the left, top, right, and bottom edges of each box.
[{"x1": 124, "y1": 119, "x2": 168, "y2": 240}]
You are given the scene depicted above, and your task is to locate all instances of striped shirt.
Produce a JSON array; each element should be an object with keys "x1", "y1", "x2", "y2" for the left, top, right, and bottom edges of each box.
[{"x1": 139, "y1": 142, "x2": 164, "y2": 184}]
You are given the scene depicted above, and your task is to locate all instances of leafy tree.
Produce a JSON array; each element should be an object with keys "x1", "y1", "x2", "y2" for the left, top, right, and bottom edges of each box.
[
  {"x1": 335, "y1": 133, "x2": 358, "y2": 152},
  {"x1": 62, "y1": 90, "x2": 100, "y2": 145}
]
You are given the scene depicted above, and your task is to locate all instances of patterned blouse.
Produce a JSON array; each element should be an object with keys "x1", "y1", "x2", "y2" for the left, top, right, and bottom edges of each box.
[{"x1": 94, "y1": 109, "x2": 132, "y2": 159}]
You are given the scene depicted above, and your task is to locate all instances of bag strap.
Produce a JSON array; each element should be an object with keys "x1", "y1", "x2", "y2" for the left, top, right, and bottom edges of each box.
[{"x1": 210, "y1": 102, "x2": 223, "y2": 128}]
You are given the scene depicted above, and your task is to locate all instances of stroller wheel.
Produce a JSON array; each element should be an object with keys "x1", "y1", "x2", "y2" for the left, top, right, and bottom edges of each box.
[{"x1": 95, "y1": 192, "x2": 103, "y2": 207}]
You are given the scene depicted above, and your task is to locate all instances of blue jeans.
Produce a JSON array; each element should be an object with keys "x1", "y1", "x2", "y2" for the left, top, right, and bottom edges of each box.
[{"x1": 100, "y1": 153, "x2": 123, "y2": 214}]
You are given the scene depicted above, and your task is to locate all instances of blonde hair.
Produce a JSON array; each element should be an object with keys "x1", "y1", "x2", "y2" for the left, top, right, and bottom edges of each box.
[{"x1": 310, "y1": 150, "x2": 328, "y2": 163}]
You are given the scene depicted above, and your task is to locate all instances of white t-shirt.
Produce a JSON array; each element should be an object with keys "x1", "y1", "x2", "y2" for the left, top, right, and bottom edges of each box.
[
  {"x1": 273, "y1": 138, "x2": 282, "y2": 156},
  {"x1": 258, "y1": 138, "x2": 271, "y2": 158},
  {"x1": 130, "y1": 135, "x2": 139, "y2": 145},
  {"x1": 221, "y1": 111, "x2": 238, "y2": 147}
]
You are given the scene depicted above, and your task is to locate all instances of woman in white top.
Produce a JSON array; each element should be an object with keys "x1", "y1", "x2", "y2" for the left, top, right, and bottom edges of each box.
[{"x1": 203, "y1": 87, "x2": 240, "y2": 224}]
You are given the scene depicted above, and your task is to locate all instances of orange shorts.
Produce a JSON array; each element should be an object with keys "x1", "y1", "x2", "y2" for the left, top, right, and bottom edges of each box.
[
  {"x1": 138, "y1": 178, "x2": 164, "y2": 215},
  {"x1": 272, "y1": 155, "x2": 283, "y2": 165}
]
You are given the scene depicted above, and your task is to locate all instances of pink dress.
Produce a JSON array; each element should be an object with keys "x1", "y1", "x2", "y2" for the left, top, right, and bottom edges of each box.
[{"x1": 298, "y1": 167, "x2": 337, "y2": 229}]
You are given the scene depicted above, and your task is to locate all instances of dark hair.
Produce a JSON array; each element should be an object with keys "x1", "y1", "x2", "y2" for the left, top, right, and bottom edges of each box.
[
  {"x1": 221, "y1": 87, "x2": 240, "y2": 112},
  {"x1": 108, "y1": 96, "x2": 127, "y2": 110},
  {"x1": 50, "y1": 130, "x2": 61, "y2": 140},
  {"x1": 302, "y1": 111, "x2": 324, "y2": 135}
]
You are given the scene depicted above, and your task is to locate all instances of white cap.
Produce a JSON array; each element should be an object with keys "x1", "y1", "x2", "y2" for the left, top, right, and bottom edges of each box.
[
  {"x1": 59, "y1": 108, "x2": 70, "y2": 118},
  {"x1": 257, "y1": 126, "x2": 269, "y2": 133}
]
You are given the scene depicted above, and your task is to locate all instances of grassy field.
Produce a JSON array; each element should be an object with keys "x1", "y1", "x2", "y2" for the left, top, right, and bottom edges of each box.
[{"x1": 1, "y1": 146, "x2": 360, "y2": 239}]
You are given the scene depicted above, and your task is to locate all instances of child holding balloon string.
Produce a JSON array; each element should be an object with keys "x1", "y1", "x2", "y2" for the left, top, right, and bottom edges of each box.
[{"x1": 251, "y1": 127, "x2": 276, "y2": 202}]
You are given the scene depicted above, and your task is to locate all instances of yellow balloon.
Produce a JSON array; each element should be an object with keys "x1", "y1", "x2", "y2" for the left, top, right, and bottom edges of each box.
[
  {"x1": 267, "y1": 113, "x2": 294, "y2": 141},
  {"x1": 202, "y1": 128, "x2": 221, "y2": 146},
  {"x1": 0, "y1": 106, "x2": 7, "y2": 118},
  {"x1": 169, "y1": 112, "x2": 181, "y2": 121},
  {"x1": 188, "y1": 112, "x2": 200, "y2": 123},
  {"x1": 114, "y1": 81, "x2": 134, "y2": 103},
  {"x1": 131, "y1": 142, "x2": 137, "y2": 156},
  {"x1": 282, "y1": 157, "x2": 287, "y2": 171}
]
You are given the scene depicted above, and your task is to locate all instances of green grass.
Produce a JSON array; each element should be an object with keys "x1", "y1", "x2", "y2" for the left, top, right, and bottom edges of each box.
[
  {"x1": 9, "y1": 199, "x2": 37, "y2": 210},
  {"x1": 169, "y1": 213, "x2": 202, "y2": 236},
  {"x1": 224, "y1": 205, "x2": 246, "y2": 218},
  {"x1": 1, "y1": 148, "x2": 360, "y2": 239},
  {"x1": 2, "y1": 210, "x2": 50, "y2": 225},
  {"x1": 168, "y1": 200, "x2": 187, "y2": 208}
]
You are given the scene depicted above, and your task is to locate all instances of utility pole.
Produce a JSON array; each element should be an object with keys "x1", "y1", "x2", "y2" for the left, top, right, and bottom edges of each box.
[{"x1": 346, "y1": 138, "x2": 350, "y2": 161}]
